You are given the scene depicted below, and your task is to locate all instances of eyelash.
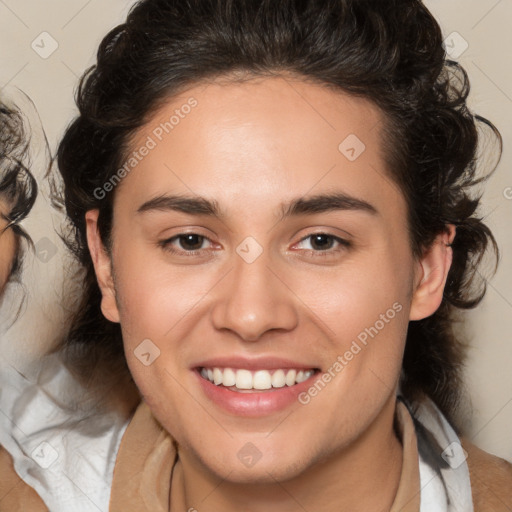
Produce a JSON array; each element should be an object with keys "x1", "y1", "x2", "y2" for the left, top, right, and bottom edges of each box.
[{"x1": 158, "y1": 232, "x2": 351, "y2": 259}]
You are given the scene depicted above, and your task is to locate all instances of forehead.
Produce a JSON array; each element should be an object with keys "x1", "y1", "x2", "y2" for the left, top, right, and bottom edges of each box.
[{"x1": 118, "y1": 75, "x2": 404, "y2": 221}]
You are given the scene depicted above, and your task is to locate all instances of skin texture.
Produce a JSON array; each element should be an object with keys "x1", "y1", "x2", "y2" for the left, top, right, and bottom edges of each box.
[
  {"x1": 86, "y1": 76, "x2": 455, "y2": 512},
  {"x1": 0, "y1": 202, "x2": 17, "y2": 295}
]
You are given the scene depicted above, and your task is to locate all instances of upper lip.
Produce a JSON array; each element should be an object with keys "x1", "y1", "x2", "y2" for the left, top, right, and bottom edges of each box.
[{"x1": 193, "y1": 356, "x2": 320, "y2": 371}]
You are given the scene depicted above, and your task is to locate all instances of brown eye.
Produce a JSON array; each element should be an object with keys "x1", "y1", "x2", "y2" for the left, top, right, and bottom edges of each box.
[
  {"x1": 309, "y1": 234, "x2": 335, "y2": 251},
  {"x1": 177, "y1": 234, "x2": 205, "y2": 251},
  {"x1": 159, "y1": 233, "x2": 213, "y2": 255},
  {"x1": 296, "y1": 233, "x2": 350, "y2": 251},
  {"x1": 292, "y1": 232, "x2": 351, "y2": 260}
]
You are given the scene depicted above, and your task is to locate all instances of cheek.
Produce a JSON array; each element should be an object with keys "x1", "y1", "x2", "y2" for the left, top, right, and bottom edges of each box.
[
  {"x1": 293, "y1": 245, "x2": 412, "y2": 335},
  {"x1": 112, "y1": 243, "x2": 203, "y2": 335},
  {"x1": 111, "y1": 246, "x2": 215, "y2": 398},
  {"x1": 291, "y1": 246, "x2": 412, "y2": 395}
]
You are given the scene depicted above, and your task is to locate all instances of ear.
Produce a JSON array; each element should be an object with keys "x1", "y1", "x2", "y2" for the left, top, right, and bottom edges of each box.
[
  {"x1": 85, "y1": 209, "x2": 120, "y2": 323},
  {"x1": 409, "y1": 225, "x2": 456, "y2": 321}
]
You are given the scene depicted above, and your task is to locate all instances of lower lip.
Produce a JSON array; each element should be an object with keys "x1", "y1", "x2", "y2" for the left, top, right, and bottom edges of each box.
[{"x1": 195, "y1": 369, "x2": 319, "y2": 416}]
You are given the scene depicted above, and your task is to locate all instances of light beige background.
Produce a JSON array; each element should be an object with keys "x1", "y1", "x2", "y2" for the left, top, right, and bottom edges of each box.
[{"x1": 0, "y1": 0, "x2": 510, "y2": 461}]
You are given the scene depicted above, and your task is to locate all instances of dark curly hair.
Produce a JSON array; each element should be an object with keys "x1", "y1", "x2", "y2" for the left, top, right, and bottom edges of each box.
[
  {"x1": 0, "y1": 101, "x2": 38, "y2": 282},
  {"x1": 56, "y1": 0, "x2": 501, "y2": 431}
]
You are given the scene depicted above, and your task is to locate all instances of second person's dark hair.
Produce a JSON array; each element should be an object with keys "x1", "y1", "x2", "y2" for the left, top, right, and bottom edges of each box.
[{"x1": 0, "y1": 102, "x2": 38, "y2": 280}]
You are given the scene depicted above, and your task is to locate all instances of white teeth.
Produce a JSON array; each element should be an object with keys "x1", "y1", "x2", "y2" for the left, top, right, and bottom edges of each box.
[
  {"x1": 223, "y1": 368, "x2": 236, "y2": 387},
  {"x1": 236, "y1": 369, "x2": 253, "y2": 389},
  {"x1": 285, "y1": 369, "x2": 297, "y2": 386},
  {"x1": 200, "y1": 367, "x2": 315, "y2": 390},
  {"x1": 253, "y1": 370, "x2": 272, "y2": 390},
  {"x1": 271, "y1": 369, "x2": 286, "y2": 388},
  {"x1": 213, "y1": 368, "x2": 223, "y2": 385}
]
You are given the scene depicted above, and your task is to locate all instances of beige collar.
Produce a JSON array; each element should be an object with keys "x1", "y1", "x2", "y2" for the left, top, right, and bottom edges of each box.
[{"x1": 109, "y1": 400, "x2": 420, "y2": 511}]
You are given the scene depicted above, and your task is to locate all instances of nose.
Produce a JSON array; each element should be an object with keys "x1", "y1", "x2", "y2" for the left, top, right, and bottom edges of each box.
[{"x1": 210, "y1": 250, "x2": 299, "y2": 342}]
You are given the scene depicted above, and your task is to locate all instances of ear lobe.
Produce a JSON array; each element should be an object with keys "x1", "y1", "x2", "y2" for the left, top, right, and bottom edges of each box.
[
  {"x1": 409, "y1": 225, "x2": 456, "y2": 321},
  {"x1": 85, "y1": 209, "x2": 120, "y2": 323}
]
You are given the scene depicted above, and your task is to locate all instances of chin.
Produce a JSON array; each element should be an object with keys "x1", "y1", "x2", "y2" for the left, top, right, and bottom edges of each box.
[
  {"x1": 210, "y1": 461, "x2": 303, "y2": 485},
  {"x1": 190, "y1": 441, "x2": 314, "y2": 485}
]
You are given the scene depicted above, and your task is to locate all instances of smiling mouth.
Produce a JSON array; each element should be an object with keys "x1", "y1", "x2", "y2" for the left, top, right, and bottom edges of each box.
[{"x1": 198, "y1": 367, "x2": 320, "y2": 392}]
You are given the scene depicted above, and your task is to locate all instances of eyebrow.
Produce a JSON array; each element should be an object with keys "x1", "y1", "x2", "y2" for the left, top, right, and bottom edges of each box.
[{"x1": 136, "y1": 192, "x2": 378, "y2": 219}]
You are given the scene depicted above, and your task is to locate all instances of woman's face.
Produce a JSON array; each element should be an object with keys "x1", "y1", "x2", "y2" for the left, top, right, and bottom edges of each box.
[
  {"x1": 0, "y1": 202, "x2": 17, "y2": 294},
  {"x1": 87, "y1": 76, "x2": 449, "y2": 483}
]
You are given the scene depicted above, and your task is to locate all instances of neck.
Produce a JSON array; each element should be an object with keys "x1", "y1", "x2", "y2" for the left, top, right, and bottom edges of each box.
[{"x1": 170, "y1": 394, "x2": 403, "y2": 512}]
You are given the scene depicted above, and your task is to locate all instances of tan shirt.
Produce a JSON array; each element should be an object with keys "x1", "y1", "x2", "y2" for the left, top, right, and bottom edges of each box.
[{"x1": 1, "y1": 399, "x2": 511, "y2": 511}]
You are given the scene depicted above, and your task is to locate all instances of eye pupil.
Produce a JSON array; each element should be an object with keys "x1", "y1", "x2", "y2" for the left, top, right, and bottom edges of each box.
[
  {"x1": 180, "y1": 234, "x2": 203, "y2": 250},
  {"x1": 311, "y1": 234, "x2": 333, "y2": 250}
]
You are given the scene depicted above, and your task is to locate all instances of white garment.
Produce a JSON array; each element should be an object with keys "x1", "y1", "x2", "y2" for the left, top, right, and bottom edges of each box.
[
  {"x1": 403, "y1": 396, "x2": 474, "y2": 512},
  {"x1": 0, "y1": 355, "x2": 129, "y2": 512},
  {"x1": 0, "y1": 361, "x2": 474, "y2": 511}
]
